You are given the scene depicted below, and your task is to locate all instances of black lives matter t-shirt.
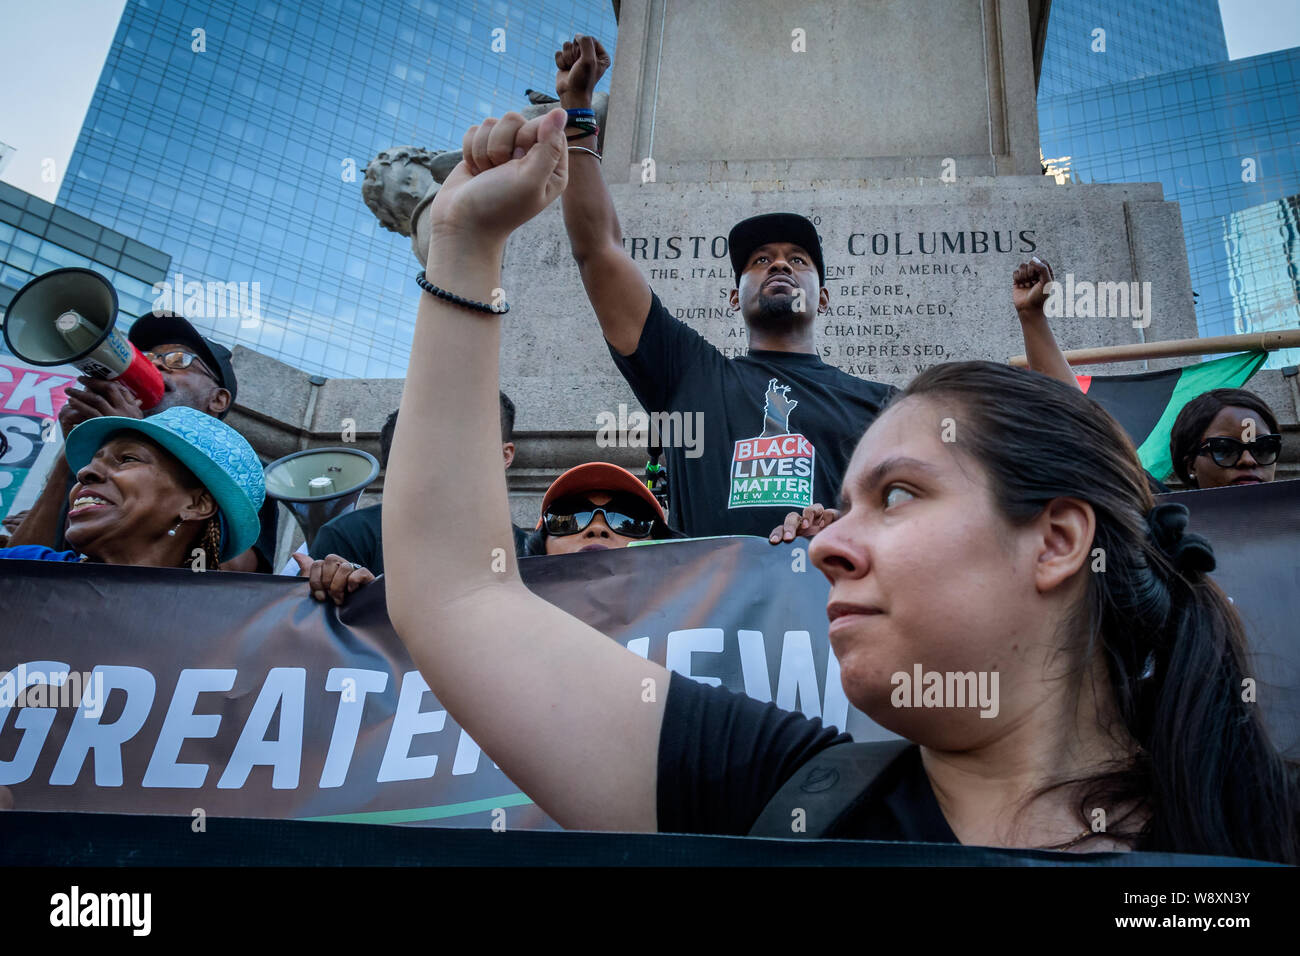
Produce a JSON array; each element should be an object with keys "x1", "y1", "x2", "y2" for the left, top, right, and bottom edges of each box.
[
  {"x1": 609, "y1": 292, "x2": 898, "y2": 537},
  {"x1": 657, "y1": 672, "x2": 958, "y2": 841}
]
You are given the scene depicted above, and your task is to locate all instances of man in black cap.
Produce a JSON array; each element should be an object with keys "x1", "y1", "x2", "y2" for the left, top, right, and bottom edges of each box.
[
  {"x1": 6, "y1": 311, "x2": 279, "y2": 571},
  {"x1": 556, "y1": 36, "x2": 896, "y2": 537}
]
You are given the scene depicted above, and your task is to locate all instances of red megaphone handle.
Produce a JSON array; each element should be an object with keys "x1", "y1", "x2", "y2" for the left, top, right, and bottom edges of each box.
[{"x1": 115, "y1": 346, "x2": 165, "y2": 410}]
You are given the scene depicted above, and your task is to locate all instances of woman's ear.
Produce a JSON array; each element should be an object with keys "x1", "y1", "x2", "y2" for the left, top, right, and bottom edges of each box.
[
  {"x1": 1033, "y1": 496, "x2": 1095, "y2": 593},
  {"x1": 182, "y1": 489, "x2": 219, "y2": 523}
]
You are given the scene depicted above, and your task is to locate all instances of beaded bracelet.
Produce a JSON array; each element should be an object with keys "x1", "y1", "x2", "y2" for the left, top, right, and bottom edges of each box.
[{"x1": 415, "y1": 271, "x2": 509, "y2": 314}]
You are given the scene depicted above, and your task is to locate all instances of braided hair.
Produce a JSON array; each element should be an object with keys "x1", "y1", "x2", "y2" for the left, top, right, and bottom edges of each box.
[
  {"x1": 200, "y1": 515, "x2": 222, "y2": 567},
  {"x1": 173, "y1": 515, "x2": 222, "y2": 570},
  {"x1": 898, "y1": 361, "x2": 1298, "y2": 863}
]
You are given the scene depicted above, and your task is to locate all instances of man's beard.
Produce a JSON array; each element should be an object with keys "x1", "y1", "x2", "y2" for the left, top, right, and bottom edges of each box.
[{"x1": 748, "y1": 290, "x2": 806, "y2": 331}]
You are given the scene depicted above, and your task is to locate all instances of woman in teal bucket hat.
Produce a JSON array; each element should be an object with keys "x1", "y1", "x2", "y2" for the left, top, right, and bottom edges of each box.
[{"x1": 0, "y1": 406, "x2": 264, "y2": 568}]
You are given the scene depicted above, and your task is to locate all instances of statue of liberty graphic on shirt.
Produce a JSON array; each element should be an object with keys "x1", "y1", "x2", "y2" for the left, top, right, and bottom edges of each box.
[{"x1": 729, "y1": 378, "x2": 815, "y2": 509}]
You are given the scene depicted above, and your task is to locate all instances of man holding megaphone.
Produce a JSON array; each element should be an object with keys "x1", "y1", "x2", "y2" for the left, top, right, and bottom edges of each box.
[{"x1": 4, "y1": 283, "x2": 278, "y2": 572}]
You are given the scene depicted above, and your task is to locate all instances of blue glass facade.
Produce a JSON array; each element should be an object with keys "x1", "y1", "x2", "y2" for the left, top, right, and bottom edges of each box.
[
  {"x1": 0, "y1": 181, "x2": 169, "y2": 326},
  {"x1": 1039, "y1": 48, "x2": 1300, "y2": 367},
  {"x1": 1038, "y1": 2, "x2": 1300, "y2": 369},
  {"x1": 1038, "y1": 0, "x2": 1228, "y2": 97},
  {"x1": 56, "y1": 0, "x2": 618, "y2": 379}
]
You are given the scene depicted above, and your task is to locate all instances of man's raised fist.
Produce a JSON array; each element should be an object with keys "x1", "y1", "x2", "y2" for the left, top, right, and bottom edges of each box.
[{"x1": 555, "y1": 34, "x2": 610, "y2": 107}]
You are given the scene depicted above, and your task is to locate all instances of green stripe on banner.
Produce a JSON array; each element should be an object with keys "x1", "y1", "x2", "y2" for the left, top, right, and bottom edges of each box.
[
  {"x1": 1136, "y1": 351, "x2": 1268, "y2": 482},
  {"x1": 298, "y1": 791, "x2": 535, "y2": 825}
]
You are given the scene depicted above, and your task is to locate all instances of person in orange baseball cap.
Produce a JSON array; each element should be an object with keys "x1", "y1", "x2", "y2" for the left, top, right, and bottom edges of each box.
[{"x1": 523, "y1": 461, "x2": 685, "y2": 556}]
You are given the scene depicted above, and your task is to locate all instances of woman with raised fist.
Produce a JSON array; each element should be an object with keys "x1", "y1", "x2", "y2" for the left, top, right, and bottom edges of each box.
[{"x1": 383, "y1": 108, "x2": 1298, "y2": 863}]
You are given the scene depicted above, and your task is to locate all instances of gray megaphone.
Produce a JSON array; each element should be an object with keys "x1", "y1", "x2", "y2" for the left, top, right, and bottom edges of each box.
[
  {"x1": 263, "y1": 446, "x2": 380, "y2": 549},
  {"x1": 2, "y1": 267, "x2": 165, "y2": 408}
]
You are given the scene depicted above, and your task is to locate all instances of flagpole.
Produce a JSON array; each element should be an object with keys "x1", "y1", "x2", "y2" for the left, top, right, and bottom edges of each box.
[{"x1": 1008, "y1": 329, "x2": 1300, "y2": 367}]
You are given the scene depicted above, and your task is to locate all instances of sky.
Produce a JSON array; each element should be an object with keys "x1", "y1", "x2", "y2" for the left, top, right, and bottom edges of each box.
[
  {"x1": 1220, "y1": 0, "x2": 1300, "y2": 58},
  {"x1": 0, "y1": 0, "x2": 128, "y2": 201},
  {"x1": 0, "y1": 0, "x2": 1297, "y2": 202}
]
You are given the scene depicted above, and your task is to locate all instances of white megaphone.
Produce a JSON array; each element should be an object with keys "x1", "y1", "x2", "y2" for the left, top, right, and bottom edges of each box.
[
  {"x1": 264, "y1": 446, "x2": 380, "y2": 549},
  {"x1": 2, "y1": 267, "x2": 165, "y2": 409}
]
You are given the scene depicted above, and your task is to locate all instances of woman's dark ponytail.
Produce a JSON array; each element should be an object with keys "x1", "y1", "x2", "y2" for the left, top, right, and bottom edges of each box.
[
  {"x1": 900, "y1": 361, "x2": 1299, "y2": 863},
  {"x1": 1139, "y1": 558, "x2": 1298, "y2": 861}
]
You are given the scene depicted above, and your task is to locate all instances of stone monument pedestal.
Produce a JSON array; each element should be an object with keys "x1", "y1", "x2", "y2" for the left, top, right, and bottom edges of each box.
[{"x1": 499, "y1": 176, "x2": 1199, "y2": 439}]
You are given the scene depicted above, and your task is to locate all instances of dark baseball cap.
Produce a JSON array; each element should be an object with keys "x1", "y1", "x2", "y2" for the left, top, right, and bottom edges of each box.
[
  {"x1": 728, "y1": 213, "x2": 826, "y2": 286},
  {"x1": 128, "y1": 312, "x2": 238, "y2": 410}
]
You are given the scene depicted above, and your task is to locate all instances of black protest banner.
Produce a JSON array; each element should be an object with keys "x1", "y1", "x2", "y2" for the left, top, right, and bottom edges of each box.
[
  {"x1": 1158, "y1": 478, "x2": 1300, "y2": 754},
  {"x1": 2, "y1": 480, "x2": 1297, "y2": 828},
  {"x1": 1, "y1": 535, "x2": 868, "y2": 828}
]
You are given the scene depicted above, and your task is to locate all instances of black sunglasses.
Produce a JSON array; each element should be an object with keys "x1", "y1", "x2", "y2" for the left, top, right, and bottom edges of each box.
[
  {"x1": 543, "y1": 497, "x2": 657, "y2": 538},
  {"x1": 1193, "y1": 434, "x2": 1281, "y2": 468}
]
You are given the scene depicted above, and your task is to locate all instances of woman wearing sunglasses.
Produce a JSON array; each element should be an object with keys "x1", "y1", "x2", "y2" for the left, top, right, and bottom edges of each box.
[
  {"x1": 1012, "y1": 260, "x2": 1285, "y2": 492},
  {"x1": 1168, "y1": 389, "x2": 1282, "y2": 489},
  {"x1": 524, "y1": 462, "x2": 683, "y2": 556}
]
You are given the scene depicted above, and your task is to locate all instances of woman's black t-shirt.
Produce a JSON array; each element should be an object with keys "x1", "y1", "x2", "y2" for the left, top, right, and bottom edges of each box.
[{"x1": 656, "y1": 671, "x2": 959, "y2": 841}]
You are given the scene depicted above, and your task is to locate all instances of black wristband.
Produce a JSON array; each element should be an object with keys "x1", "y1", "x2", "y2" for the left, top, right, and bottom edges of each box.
[{"x1": 415, "y1": 271, "x2": 509, "y2": 314}]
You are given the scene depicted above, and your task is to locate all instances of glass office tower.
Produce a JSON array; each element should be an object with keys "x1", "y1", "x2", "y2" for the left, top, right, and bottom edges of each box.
[
  {"x1": 0, "y1": 181, "x2": 168, "y2": 329},
  {"x1": 57, "y1": 0, "x2": 618, "y2": 378},
  {"x1": 1038, "y1": 3, "x2": 1300, "y2": 368},
  {"x1": 1038, "y1": 0, "x2": 1228, "y2": 97}
]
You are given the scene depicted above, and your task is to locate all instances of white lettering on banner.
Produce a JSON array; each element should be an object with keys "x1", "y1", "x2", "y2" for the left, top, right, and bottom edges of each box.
[
  {"x1": 320, "y1": 668, "x2": 387, "y2": 788},
  {"x1": 823, "y1": 652, "x2": 850, "y2": 731},
  {"x1": 450, "y1": 726, "x2": 501, "y2": 776},
  {"x1": 665, "y1": 629, "x2": 724, "y2": 687},
  {"x1": 734, "y1": 629, "x2": 848, "y2": 728},
  {"x1": 143, "y1": 668, "x2": 237, "y2": 788},
  {"x1": 1, "y1": 368, "x2": 72, "y2": 417},
  {"x1": 377, "y1": 670, "x2": 446, "y2": 782},
  {"x1": 737, "y1": 630, "x2": 771, "y2": 699},
  {"x1": 217, "y1": 668, "x2": 305, "y2": 789},
  {"x1": 0, "y1": 660, "x2": 68, "y2": 785},
  {"x1": 775, "y1": 631, "x2": 820, "y2": 719},
  {"x1": 49, "y1": 666, "x2": 156, "y2": 787},
  {"x1": 1, "y1": 629, "x2": 856, "y2": 792}
]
